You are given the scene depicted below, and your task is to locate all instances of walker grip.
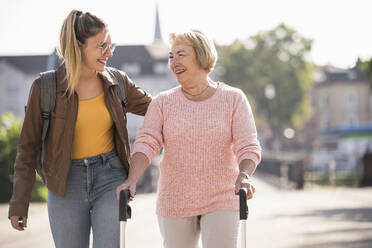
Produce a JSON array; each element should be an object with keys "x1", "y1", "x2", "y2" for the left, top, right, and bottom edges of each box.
[
  {"x1": 239, "y1": 188, "x2": 248, "y2": 220},
  {"x1": 119, "y1": 190, "x2": 131, "y2": 221}
]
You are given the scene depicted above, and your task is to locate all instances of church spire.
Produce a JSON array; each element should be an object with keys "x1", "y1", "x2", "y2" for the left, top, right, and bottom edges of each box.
[{"x1": 154, "y1": 3, "x2": 163, "y2": 43}]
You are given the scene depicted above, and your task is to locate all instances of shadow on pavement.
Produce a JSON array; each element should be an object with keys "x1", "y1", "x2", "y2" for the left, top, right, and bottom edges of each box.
[
  {"x1": 302, "y1": 227, "x2": 372, "y2": 236},
  {"x1": 274, "y1": 207, "x2": 372, "y2": 222},
  {"x1": 293, "y1": 239, "x2": 372, "y2": 248}
]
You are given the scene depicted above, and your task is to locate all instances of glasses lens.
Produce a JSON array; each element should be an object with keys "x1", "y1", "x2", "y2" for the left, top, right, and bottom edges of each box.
[
  {"x1": 100, "y1": 43, "x2": 116, "y2": 55},
  {"x1": 110, "y1": 43, "x2": 116, "y2": 53}
]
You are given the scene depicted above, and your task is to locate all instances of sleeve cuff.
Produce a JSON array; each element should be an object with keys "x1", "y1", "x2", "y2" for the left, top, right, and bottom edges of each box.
[
  {"x1": 132, "y1": 143, "x2": 155, "y2": 163},
  {"x1": 237, "y1": 153, "x2": 261, "y2": 167}
]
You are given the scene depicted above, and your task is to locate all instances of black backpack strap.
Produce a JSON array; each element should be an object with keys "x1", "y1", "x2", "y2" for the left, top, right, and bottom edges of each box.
[
  {"x1": 39, "y1": 71, "x2": 56, "y2": 141},
  {"x1": 110, "y1": 69, "x2": 128, "y2": 109}
]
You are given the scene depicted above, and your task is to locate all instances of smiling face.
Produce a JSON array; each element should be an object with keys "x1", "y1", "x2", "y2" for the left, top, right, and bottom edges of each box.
[
  {"x1": 169, "y1": 44, "x2": 207, "y2": 84},
  {"x1": 80, "y1": 28, "x2": 113, "y2": 73}
]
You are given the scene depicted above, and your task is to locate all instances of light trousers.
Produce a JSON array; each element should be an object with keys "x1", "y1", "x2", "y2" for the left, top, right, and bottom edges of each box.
[{"x1": 158, "y1": 210, "x2": 239, "y2": 248}]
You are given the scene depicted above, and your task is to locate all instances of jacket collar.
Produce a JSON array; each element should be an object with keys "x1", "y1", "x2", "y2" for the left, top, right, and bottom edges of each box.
[
  {"x1": 98, "y1": 69, "x2": 119, "y2": 87},
  {"x1": 56, "y1": 63, "x2": 118, "y2": 93}
]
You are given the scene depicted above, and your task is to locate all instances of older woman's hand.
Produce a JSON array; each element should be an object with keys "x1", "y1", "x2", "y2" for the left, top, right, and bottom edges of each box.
[
  {"x1": 116, "y1": 179, "x2": 137, "y2": 202},
  {"x1": 235, "y1": 173, "x2": 255, "y2": 200}
]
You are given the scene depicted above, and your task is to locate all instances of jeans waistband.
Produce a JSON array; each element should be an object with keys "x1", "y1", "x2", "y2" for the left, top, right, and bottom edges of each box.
[{"x1": 71, "y1": 150, "x2": 117, "y2": 166}]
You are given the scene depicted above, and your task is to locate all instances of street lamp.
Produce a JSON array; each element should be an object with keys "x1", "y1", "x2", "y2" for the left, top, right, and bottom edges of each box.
[
  {"x1": 265, "y1": 84, "x2": 276, "y2": 100},
  {"x1": 265, "y1": 84, "x2": 277, "y2": 150}
]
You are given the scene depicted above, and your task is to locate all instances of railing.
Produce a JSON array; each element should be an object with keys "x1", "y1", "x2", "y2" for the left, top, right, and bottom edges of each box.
[{"x1": 256, "y1": 151, "x2": 306, "y2": 189}]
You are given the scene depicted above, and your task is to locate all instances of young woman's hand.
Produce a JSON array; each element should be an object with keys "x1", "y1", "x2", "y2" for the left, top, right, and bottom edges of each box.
[{"x1": 10, "y1": 216, "x2": 27, "y2": 231}]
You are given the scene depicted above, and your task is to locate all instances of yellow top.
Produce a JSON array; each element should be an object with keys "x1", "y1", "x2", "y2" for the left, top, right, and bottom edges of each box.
[{"x1": 71, "y1": 92, "x2": 114, "y2": 159}]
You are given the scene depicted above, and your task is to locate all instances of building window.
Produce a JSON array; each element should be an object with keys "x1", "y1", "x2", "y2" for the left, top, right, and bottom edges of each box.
[
  {"x1": 153, "y1": 62, "x2": 168, "y2": 75},
  {"x1": 344, "y1": 89, "x2": 358, "y2": 125},
  {"x1": 7, "y1": 81, "x2": 19, "y2": 94},
  {"x1": 6, "y1": 96, "x2": 19, "y2": 115},
  {"x1": 320, "y1": 90, "x2": 329, "y2": 129},
  {"x1": 347, "y1": 70, "x2": 357, "y2": 80},
  {"x1": 121, "y1": 63, "x2": 141, "y2": 76}
]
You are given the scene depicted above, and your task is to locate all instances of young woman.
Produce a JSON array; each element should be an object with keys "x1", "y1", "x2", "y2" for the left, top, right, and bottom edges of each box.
[{"x1": 9, "y1": 10, "x2": 151, "y2": 248}]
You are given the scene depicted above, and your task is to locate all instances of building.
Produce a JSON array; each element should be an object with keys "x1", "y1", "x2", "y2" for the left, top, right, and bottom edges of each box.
[
  {"x1": 0, "y1": 52, "x2": 60, "y2": 117},
  {"x1": 308, "y1": 59, "x2": 372, "y2": 170}
]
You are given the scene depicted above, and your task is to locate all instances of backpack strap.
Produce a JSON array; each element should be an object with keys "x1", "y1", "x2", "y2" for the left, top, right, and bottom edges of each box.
[
  {"x1": 39, "y1": 70, "x2": 57, "y2": 142},
  {"x1": 33, "y1": 70, "x2": 56, "y2": 183},
  {"x1": 110, "y1": 69, "x2": 128, "y2": 109}
]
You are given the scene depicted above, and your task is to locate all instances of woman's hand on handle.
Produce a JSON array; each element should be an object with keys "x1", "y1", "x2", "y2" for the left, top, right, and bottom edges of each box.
[
  {"x1": 116, "y1": 179, "x2": 137, "y2": 202},
  {"x1": 235, "y1": 159, "x2": 256, "y2": 200},
  {"x1": 115, "y1": 152, "x2": 150, "y2": 202},
  {"x1": 235, "y1": 174, "x2": 255, "y2": 200},
  {"x1": 10, "y1": 216, "x2": 27, "y2": 231}
]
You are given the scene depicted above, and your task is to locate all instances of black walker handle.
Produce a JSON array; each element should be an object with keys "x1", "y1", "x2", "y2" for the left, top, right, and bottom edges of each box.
[
  {"x1": 239, "y1": 188, "x2": 248, "y2": 220},
  {"x1": 119, "y1": 190, "x2": 132, "y2": 221}
]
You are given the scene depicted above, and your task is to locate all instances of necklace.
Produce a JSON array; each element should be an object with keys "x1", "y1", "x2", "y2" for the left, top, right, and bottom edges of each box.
[{"x1": 181, "y1": 83, "x2": 210, "y2": 97}]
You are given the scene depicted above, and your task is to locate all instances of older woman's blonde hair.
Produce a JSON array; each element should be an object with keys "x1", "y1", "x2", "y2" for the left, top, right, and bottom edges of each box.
[{"x1": 169, "y1": 30, "x2": 217, "y2": 73}]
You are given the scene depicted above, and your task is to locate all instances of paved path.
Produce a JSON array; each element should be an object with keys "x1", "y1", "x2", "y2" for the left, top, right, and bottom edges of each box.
[{"x1": 1, "y1": 173, "x2": 372, "y2": 247}]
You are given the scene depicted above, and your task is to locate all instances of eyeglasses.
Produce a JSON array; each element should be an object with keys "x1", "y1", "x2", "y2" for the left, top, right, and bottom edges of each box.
[{"x1": 97, "y1": 43, "x2": 116, "y2": 55}]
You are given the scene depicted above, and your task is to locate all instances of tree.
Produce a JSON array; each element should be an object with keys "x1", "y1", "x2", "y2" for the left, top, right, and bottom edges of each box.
[
  {"x1": 362, "y1": 58, "x2": 372, "y2": 86},
  {"x1": 0, "y1": 113, "x2": 47, "y2": 202},
  {"x1": 218, "y1": 23, "x2": 314, "y2": 149},
  {"x1": 0, "y1": 113, "x2": 22, "y2": 202}
]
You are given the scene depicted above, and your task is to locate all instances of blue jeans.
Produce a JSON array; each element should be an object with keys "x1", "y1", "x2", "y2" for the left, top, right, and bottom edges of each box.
[{"x1": 48, "y1": 150, "x2": 127, "y2": 248}]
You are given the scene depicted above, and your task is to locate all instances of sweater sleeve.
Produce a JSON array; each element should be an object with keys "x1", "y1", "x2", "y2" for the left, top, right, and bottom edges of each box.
[
  {"x1": 133, "y1": 96, "x2": 164, "y2": 162},
  {"x1": 231, "y1": 89, "x2": 262, "y2": 167}
]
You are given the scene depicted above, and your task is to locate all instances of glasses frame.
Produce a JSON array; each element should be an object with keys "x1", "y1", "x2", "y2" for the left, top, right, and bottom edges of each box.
[{"x1": 97, "y1": 42, "x2": 116, "y2": 55}]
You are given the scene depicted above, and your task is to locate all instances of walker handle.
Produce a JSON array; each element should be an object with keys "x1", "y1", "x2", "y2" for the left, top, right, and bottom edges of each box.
[
  {"x1": 239, "y1": 188, "x2": 248, "y2": 220},
  {"x1": 119, "y1": 190, "x2": 132, "y2": 221}
]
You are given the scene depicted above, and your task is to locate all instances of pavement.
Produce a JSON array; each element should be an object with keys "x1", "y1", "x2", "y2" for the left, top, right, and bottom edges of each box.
[{"x1": 1, "y1": 173, "x2": 372, "y2": 248}]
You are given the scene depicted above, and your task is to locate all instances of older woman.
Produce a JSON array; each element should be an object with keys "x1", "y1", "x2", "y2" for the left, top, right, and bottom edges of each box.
[{"x1": 116, "y1": 30, "x2": 261, "y2": 248}]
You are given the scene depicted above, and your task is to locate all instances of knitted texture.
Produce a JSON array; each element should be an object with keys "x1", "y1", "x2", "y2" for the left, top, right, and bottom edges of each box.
[{"x1": 133, "y1": 83, "x2": 261, "y2": 218}]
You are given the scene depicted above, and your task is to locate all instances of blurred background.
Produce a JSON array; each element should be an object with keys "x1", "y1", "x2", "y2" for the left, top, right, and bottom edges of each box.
[{"x1": 1, "y1": 0, "x2": 372, "y2": 247}]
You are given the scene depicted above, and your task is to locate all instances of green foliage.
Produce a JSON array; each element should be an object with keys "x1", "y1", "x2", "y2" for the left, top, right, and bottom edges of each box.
[
  {"x1": 0, "y1": 113, "x2": 47, "y2": 203},
  {"x1": 362, "y1": 58, "x2": 372, "y2": 86},
  {"x1": 0, "y1": 113, "x2": 22, "y2": 202},
  {"x1": 31, "y1": 174, "x2": 48, "y2": 202},
  {"x1": 218, "y1": 23, "x2": 314, "y2": 142}
]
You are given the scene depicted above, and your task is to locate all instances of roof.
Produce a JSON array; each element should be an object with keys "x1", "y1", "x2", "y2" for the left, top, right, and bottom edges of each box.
[
  {"x1": 107, "y1": 44, "x2": 168, "y2": 75},
  {"x1": 316, "y1": 59, "x2": 369, "y2": 85},
  {"x1": 0, "y1": 51, "x2": 62, "y2": 74},
  {"x1": 0, "y1": 43, "x2": 169, "y2": 76},
  {"x1": 0, "y1": 55, "x2": 48, "y2": 74}
]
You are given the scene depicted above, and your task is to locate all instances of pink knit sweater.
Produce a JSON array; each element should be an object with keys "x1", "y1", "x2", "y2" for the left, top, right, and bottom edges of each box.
[{"x1": 133, "y1": 83, "x2": 261, "y2": 218}]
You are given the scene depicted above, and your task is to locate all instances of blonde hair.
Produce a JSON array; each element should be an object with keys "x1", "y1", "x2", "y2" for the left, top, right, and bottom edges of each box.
[
  {"x1": 58, "y1": 10, "x2": 107, "y2": 97},
  {"x1": 169, "y1": 30, "x2": 217, "y2": 73}
]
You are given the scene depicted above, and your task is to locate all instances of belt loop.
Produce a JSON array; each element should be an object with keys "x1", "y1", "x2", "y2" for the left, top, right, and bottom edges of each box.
[{"x1": 100, "y1": 153, "x2": 107, "y2": 164}]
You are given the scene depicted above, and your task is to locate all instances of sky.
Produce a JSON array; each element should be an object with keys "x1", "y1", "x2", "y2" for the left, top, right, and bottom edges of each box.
[{"x1": 0, "y1": 0, "x2": 371, "y2": 68}]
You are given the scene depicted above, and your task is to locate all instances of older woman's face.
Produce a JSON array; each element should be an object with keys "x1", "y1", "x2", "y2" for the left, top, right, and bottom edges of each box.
[{"x1": 169, "y1": 44, "x2": 205, "y2": 84}]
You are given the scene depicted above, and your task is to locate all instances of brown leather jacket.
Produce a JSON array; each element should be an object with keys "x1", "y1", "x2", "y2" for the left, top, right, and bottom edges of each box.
[{"x1": 8, "y1": 64, "x2": 152, "y2": 218}]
